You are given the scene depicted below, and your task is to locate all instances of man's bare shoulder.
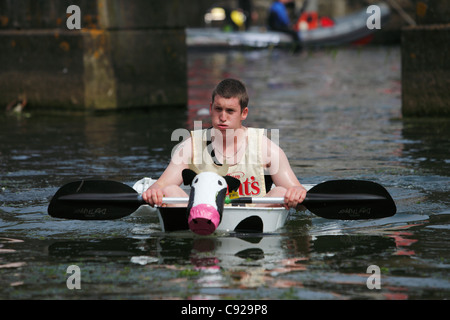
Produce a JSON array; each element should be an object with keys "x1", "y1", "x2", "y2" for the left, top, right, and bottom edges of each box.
[
  {"x1": 261, "y1": 134, "x2": 283, "y2": 155},
  {"x1": 170, "y1": 136, "x2": 192, "y2": 164}
]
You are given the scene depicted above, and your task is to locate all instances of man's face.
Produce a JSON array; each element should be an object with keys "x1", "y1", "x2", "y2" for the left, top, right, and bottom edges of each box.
[{"x1": 210, "y1": 95, "x2": 248, "y2": 132}]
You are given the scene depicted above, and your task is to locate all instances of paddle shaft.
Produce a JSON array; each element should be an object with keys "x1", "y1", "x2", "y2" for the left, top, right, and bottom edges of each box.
[
  {"x1": 58, "y1": 193, "x2": 386, "y2": 205},
  {"x1": 160, "y1": 194, "x2": 387, "y2": 205}
]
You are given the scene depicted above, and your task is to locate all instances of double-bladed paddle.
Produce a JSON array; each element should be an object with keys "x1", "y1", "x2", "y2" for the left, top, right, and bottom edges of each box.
[{"x1": 47, "y1": 179, "x2": 396, "y2": 220}]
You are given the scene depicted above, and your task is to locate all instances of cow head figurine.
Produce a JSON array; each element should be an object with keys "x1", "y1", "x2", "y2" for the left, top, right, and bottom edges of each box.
[{"x1": 182, "y1": 168, "x2": 240, "y2": 235}]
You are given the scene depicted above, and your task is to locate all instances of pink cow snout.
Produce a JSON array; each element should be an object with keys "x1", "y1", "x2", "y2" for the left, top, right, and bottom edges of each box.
[{"x1": 188, "y1": 203, "x2": 221, "y2": 235}]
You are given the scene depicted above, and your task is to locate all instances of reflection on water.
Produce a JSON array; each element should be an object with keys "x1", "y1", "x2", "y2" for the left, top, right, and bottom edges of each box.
[
  {"x1": 0, "y1": 47, "x2": 449, "y2": 299},
  {"x1": 402, "y1": 118, "x2": 450, "y2": 177}
]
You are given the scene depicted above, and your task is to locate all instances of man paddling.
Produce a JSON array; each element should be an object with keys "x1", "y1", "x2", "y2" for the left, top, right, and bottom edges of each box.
[
  {"x1": 267, "y1": 0, "x2": 303, "y2": 52},
  {"x1": 142, "y1": 78, "x2": 307, "y2": 209}
]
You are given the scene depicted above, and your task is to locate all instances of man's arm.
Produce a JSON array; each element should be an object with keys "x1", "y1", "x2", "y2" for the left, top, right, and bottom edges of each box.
[
  {"x1": 262, "y1": 136, "x2": 307, "y2": 208},
  {"x1": 142, "y1": 138, "x2": 191, "y2": 206}
]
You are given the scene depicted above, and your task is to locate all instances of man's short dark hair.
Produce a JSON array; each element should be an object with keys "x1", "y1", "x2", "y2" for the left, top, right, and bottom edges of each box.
[{"x1": 212, "y1": 78, "x2": 249, "y2": 111}]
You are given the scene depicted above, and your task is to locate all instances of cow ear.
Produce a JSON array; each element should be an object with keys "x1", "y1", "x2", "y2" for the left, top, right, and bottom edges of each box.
[
  {"x1": 182, "y1": 169, "x2": 197, "y2": 186},
  {"x1": 224, "y1": 175, "x2": 241, "y2": 192}
]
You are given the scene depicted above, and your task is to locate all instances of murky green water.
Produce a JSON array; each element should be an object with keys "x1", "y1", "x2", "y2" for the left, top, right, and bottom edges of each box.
[{"x1": 1, "y1": 47, "x2": 449, "y2": 300}]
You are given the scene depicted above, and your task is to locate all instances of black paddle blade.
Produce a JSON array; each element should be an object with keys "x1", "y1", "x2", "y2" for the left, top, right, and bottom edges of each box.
[
  {"x1": 304, "y1": 180, "x2": 396, "y2": 220},
  {"x1": 48, "y1": 180, "x2": 141, "y2": 220}
]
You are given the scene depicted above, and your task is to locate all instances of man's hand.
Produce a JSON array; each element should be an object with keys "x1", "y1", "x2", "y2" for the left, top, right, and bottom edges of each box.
[
  {"x1": 142, "y1": 188, "x2": 165, "y2": 207},
  {"x1": 283, "y1": 185, "x2": 307, "y2": 209}
]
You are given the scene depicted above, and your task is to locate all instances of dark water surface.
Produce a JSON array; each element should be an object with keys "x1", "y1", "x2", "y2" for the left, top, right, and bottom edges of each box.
[{"x1": 1, "y1": 47, "x2": 449, "y2": 300}]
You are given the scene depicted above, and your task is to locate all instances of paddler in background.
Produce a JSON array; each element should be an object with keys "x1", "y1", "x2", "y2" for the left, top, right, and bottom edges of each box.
[
  {"x1": 267, "y1": 0, "x2": 308, "y2": 52},
  {"x1": 142, "y1": 78, "x2": 307, "y2": 209}
]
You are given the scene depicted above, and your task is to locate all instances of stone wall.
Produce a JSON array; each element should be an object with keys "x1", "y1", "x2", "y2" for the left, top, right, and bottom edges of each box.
[
  {"x1": 401, "y1": 0, "x2": 450, "y2": 117},
  {"x1": 0, "y1": 0, "x2": 187, "y2": 111}
]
